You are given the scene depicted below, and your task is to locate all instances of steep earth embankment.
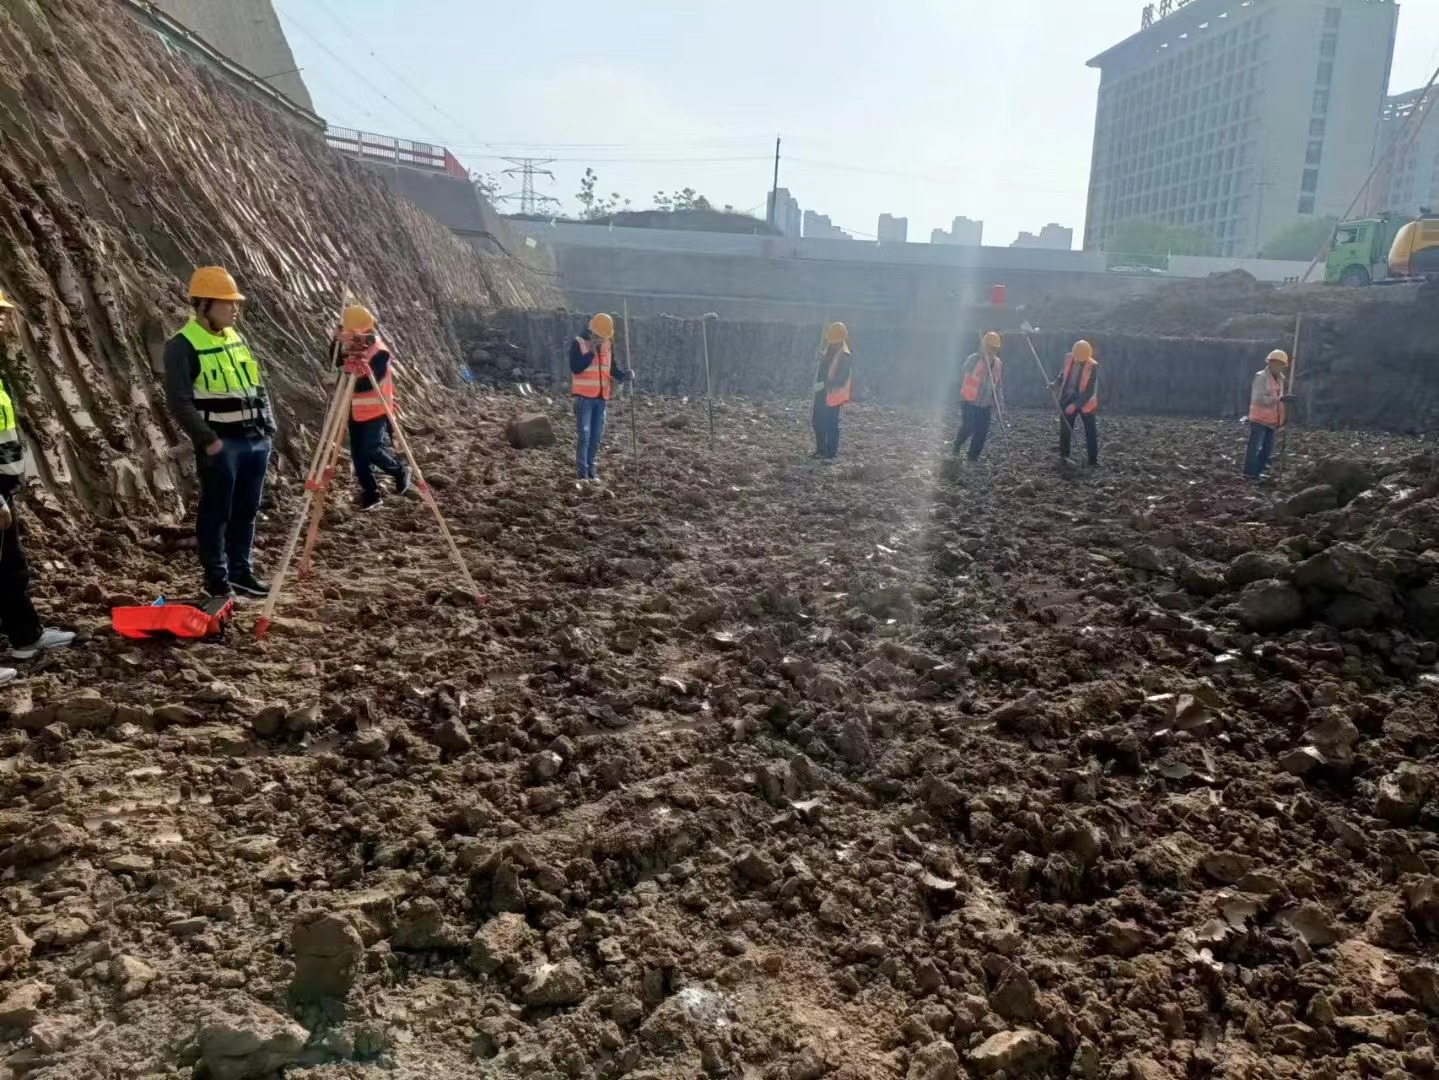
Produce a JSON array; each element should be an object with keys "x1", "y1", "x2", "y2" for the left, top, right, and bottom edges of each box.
[{"x1": 0, "y1": 0, "x2": 554, "y2": 520}]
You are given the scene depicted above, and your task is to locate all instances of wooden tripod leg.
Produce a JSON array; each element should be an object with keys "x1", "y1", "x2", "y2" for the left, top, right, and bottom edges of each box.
[
  {"x1": 297, "y1": 376, "x2": 358, "y2": 579},
  {"x1": 377, "y1": 394, "x2": 486, "y2": 607},
  {"x1": 255, "y1": 375, "x2": 354, "y2": 640}
]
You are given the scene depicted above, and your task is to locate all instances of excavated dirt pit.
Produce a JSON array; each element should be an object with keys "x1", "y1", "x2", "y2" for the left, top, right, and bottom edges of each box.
[{"x1": 1, "y1": 395, "x2": 1438, "y2": 1080}]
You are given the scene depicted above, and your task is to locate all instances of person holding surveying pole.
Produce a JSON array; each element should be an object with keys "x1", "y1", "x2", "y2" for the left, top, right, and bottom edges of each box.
[
  {"x1": 1052, "y1": 339, "x2": 1100, "y2": 467},
  {"x1": 1244, "y1": 349, "x2": 1293, "y2": 480},
  {"x1": 812, "y1": 322, "x2": 854, "y2": 459},
  {"x1": 569, "y1": 313, "x2": 632, "y2": 482},
  {"x1": 952, "y1": 331, "x2": 1004, "y2": 462}
]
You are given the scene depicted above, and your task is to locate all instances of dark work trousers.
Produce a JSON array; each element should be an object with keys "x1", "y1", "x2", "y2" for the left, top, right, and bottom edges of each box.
[
  {"x1": 1245, "y1": 423, "x2": 1277, "y2": 478},
  {"x1": 1060, "y1": 411, "x2": 1099, "y2": 465},
  {"x1": 348, "y1": 417, "x2": 403, "y2": 498},
  {"x1": 812, "y1": 396, "x2": 841, "y2": 458},
  {"x1": 195, "y1": 434, "x2": 271, "y2": 588},
  {"x1": 952, "y1": 402, "x2": 993, "y2": 461},
  {"x1": 0, "y1": 503, "x2": 43, "y2": 650}
]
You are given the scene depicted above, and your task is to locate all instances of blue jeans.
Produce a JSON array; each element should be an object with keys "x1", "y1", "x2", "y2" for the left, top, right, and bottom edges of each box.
[
  {"x1": 348, "y1": 417, "x2": 403, "y2": 498},
  {"x1": 195, "y1": 434, "x2": 270, "y2": 585},
  {"x1": 574, "y1": 396, "x2": 608, "y2": 479},
  {"x1": 1245, "y1": 423, "x2": 1276, "y2": 478}
]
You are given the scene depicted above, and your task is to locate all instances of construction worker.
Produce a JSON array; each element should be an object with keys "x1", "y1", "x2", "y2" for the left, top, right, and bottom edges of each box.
[
  {"x1": 330, "y1": 305, "x2": 410, "y2": 510},
  {"x1": 0, "y1": 290, "x2": 76, "y2": 680},
  {"x1": 952, "y1": 331, "x2": 1004, "y2": 461},
  {"x1": 569, "y1": 313, "x2": 632, "y2": 482},
  {"x1": 163, "y1": 266, "x2": 274, "y2": 599},
  {"x1": 1054, "y1": 339, "x2": 1100, "y2": 466},
  {"x1": 1245, "y1": 349, "x2": 1292, "y2": 479},
  {"x1": 812, "y1": 322, "x2": 854, "y2": 459}
]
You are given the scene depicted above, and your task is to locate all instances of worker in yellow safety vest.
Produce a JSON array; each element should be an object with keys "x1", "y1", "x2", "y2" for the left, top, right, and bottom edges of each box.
[
  {"x1": 0, "y1": 290, "x2": 76, "y2": 680},
  {"x1": 330, "y1": 304, "x2": 410, "y2": 510},
  {"x1": 1244, "y1": 349, "x2": 1293, "y2": 479},
  {"x1": 163, "y1": 266, "x2": 274, "y2": 600},
  {"x1": 953, "y1": 331, "x2": 1003, "y2": 461},
  {"x1": 812, "y1": 322, "x2": 854, "y2": 459}
]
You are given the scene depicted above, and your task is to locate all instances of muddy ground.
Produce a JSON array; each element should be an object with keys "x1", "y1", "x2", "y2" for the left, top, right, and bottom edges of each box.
[{"x1": 1, "y1": 394, "x2": 1438, "y2": 1080}]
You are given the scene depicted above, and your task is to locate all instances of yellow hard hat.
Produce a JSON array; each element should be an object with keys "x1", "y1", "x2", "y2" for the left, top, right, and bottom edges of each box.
[
  {"x1": 0, "y1": 289, "x2": 13, "y2": 310},
  {"x1": 341, "y1": 304, "x2": 376, "y2": 333},
  {"x1": 1072, "y1": 340, "x2": 1094, "y2": 361},
  {"x1": 188, "y1": 266, "x2": 245, "y2": 302},
  {"x1": 588, "y1": 313, "x2": 615, "y2": 340},
  {"x1": 1266, "y1": 349, "x2": 1289, "y2": 365},
  {"x1": 823, "y1": 322, "x2": 849, "y2": 346},
  {"x1": 982, "y1": 331, "x2": 1002, "y2": 350}
]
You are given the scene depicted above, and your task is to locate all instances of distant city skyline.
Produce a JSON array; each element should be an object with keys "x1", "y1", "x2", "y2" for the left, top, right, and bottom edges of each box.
[{"x1": 281, "y1": 0, "x2": 1439, "y2": 246}]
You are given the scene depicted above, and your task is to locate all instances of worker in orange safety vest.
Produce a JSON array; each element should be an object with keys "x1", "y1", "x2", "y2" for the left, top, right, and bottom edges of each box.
[
  {"x1": 952, "y1": 331, "x2": 1003, "y2": 461},
  {"x1": 1053, "y1": 339, "x2": 1100, "y2": 466},
  {"x1": 331, "y1": 304, "x2": 410, "y2": 510},
  {"x1": 812, "y1": 322, "x2": 854, "y2": 459},
  {"x1": 1244, "y1": 349, "x2": 1293, "y2": 479},
  {"x1": 569, "y1": 313, "x2": 633, "y2": 482}
]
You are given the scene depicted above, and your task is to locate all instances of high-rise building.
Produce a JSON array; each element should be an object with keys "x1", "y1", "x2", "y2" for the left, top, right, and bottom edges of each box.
[
  {"x1": 1012, "y1": 224, "x2": 1075, "y2": 250},
  {"x1": 877, "y1": 213, "x2": 909, "y2": 243},
  {"x1": 1085, "y1": 0, "x2": 1398, "y2": 257},
  {"x1": 1373, "y1": 88, "x2": 1439, "y2": 216},
  {"x1": 803, "y1": 210, "x2": 849, "y2": 240},
  {"x1": 932, "y1": 216, "x2": 984, "y2": 246},
  {"x1": 767, "y1": 187, "x2": 803, "y2": 236}
]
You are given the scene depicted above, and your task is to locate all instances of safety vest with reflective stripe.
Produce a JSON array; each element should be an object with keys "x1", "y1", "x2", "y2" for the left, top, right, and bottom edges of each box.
[
  {"x1": 347, "y1": 336, "x2": 394, "y2": 422},
  {"x1": 0, "y1": 378, "x2": 24, "y2": 476},
  {"x1": 1249, "y1": 370, "x2": 1285, "y2": 427},
  {"x1": 572, "y1": 339, "x2": 612, "y2": 399},
  {"x1": 179, "y1": 318, "x2": 263, "y2": 429},
  {"x1": 821, "y1": 347, "x2": 853, "y2": 407},
  {"x1": 960, "y1": 352, "x2": 1002, "y2": 405},
  {"x1": 1059, "y1": 356, "x2": 1099, "y2": 415}
]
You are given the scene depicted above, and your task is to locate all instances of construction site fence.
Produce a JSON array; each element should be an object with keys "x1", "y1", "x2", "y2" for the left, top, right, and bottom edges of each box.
[{"x1": 489, "y1": 310, "x2": 1439, "y2": 435}]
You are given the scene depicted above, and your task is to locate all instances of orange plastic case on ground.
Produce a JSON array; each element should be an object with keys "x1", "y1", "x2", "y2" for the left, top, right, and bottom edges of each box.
[{"x1": 111, "y1": 597, "x2": 234, "y2": 640}]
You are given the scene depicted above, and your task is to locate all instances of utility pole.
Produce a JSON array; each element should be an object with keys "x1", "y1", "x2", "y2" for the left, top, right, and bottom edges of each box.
[
  {"x1": 498, "y1": 157, "x2": 560, "y2": 216},
  {"x1": 767, "y1": 136, "x2": 781, "y2": 232}
]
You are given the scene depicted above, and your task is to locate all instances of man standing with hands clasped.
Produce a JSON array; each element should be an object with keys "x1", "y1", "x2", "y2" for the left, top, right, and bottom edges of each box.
[
  {"x1": 569, "y1": 313, "x2": 632, "y2": 482},
  {"x1": 164, "y1": 266, "x2": 275, "y2": 600}
]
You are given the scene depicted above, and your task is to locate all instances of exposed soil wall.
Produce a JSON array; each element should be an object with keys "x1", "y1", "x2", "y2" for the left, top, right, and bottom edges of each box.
[{"x1": 0, "y1": 0, "x2": 555, "y2": 519}]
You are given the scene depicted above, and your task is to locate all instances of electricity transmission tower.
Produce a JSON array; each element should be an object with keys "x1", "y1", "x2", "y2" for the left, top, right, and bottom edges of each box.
[{"x1": 498, "y1": 157, "x2": 560, "y2": 216}]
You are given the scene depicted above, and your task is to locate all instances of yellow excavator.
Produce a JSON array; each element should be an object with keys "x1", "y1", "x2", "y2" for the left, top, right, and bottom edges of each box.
[{"x1": 1388, "y1": 214, "x2": 1439, "y2": 279}]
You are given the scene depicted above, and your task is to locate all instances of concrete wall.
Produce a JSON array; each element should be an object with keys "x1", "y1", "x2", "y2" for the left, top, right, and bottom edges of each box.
[{"x1": 152, "y1": 0, "x2": 314, "y2": 111}]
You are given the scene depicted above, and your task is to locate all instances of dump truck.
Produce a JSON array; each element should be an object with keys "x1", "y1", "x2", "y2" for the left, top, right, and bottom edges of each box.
[{"x1": 1323, "y1": 212, "x2": 1409, "y2": 285}]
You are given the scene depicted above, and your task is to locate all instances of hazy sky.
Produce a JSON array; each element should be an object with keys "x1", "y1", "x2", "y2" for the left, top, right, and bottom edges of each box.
[{"x1": 281, "y1": 0, "x2": 1438, "y2": 244}]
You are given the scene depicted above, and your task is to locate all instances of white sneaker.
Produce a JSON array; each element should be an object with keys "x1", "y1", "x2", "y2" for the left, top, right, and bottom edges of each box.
[
  {"x1": 12, "y1": 628, "x2": 76, "y2": 661},
  {"x1": 0, "y1": 668, "x2": 16, "y2": 684}
]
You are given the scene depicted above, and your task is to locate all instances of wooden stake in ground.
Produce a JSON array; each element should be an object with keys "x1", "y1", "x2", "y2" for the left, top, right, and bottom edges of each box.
[
  {"x1": 1275, "y1": 313, "x2": 1303, "y2": 482},
  {"x1": 700, "y1": 312, "x2": 719, "y2": 452},
  {"x1": 622, "y1": 299, "x2": 638, "y2": 472},
  {"x1": 256, "y1": 347, "x2": 484, "y2": 639}
]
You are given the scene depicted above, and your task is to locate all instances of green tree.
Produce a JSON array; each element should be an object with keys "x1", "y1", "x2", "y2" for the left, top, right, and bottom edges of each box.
[
  {"x1": 652, "y1": 187, "x2": 713, "y2": 212},
  {"x1": 470, "y1": 171, "x2": 500, "y2": 203},
  {"x1": 1108, "y1": 218, "x2": 1220, "y2": 261},
  {"x1": 576, "y1": 168, "x2": 628, "y2": 220},
  {"x1": 1260, "y1": 216, "x2": 1340, "y2": 261}
]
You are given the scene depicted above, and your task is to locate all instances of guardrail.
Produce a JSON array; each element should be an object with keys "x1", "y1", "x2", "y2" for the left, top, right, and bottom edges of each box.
[{"x1": 325, "y1": 127, "x2": 467, "y2": 178}]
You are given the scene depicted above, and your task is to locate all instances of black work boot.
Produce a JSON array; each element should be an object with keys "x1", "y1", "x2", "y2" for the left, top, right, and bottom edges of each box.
[{"x1": 230, "y1": 570, "x2": 270, "y2": 599}]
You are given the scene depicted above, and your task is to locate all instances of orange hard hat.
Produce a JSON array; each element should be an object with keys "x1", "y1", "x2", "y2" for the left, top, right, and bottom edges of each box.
[
  {"x1": 982, "y1": 331, "x2": 1002, "y2": 350},
  {"x1": 188, "y1": 266, "x2": 245, "y2": 302},
  {"x1": 588, "y1": 313, "x2": 615, "y2": 340},
  {"x1": 1072, "y1": 340, "x2": 1094, "y2": 361},
  {"x1": 341, "y1": 304, "x2": 376, "y2": 332}
]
